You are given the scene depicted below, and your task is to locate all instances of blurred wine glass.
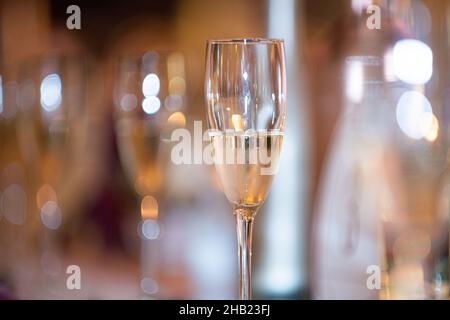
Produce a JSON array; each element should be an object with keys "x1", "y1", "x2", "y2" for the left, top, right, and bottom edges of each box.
[
  {"x1": 113, "y1": 51, "x2": 186, "y2": 298},
  {"x1": 11, "y1": 55, "x2": 90, "y2": 297}
]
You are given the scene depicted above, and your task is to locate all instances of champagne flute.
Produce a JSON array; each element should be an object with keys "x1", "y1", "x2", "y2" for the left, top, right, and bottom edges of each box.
[{"x1": 205, "y1": 38, "x2": 286, "y2": 300}]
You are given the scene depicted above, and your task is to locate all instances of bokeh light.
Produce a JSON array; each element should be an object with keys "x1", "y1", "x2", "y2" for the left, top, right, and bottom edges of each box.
[
  {"x1": 40, "y1": 73, "x2": 62, "y2": 112},
  {"x1": 140, "y1": 219, "x2": 160, "y2": 240},
  {"x1": 164, "y1": 95, "x2": 183, "y2": 112},
  {"x1": 393, "y1": 40, "x2": 433, "y2": 85},
  {"x1": 40, "y1": 200, "x2": 62, "y2": 230},
  {"x1": 142, "y1": 73, "x2": 160, "y2": 97},
  {"x1": 424, "y1": 113, "x2": 439, "y2": 142},
  {"x1": 142, "y1": 96, "x2": 161, "y2": 114},
  {"x1": 396, "y1": 91, "x2": 433, "y2": 140},
  {"x1": 167, "y1": 111, "x2": 186, "y2": 128},
  {"x1": 36, "y1": 183, "x2": 58, "y2": 209},
  {"x1": 141, "y1": 195, "x2": 158, "y2": 219},
  {"x1": 345, "y1": 59, "x2": 363, "y2": 103}
]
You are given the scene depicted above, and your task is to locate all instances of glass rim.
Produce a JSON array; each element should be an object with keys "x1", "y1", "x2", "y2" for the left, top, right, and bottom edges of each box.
[{"x1": 206, "y1": 37, "x2": 284, "y2": 45}]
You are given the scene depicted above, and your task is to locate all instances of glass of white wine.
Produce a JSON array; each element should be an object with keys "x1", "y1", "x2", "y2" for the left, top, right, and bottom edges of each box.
[{"x1": 205, "y1": 38, "x2": 286, "y2": 300}]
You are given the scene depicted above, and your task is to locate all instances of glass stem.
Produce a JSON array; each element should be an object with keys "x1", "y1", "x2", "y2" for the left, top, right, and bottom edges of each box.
[{"x1": 236, "y1": 212, "x2": 254, "y2": 300}]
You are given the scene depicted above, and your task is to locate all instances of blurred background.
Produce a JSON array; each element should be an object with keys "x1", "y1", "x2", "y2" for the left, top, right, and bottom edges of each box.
[{"x1": 0, "y1": 0, "x2": 449, "y2": 299}]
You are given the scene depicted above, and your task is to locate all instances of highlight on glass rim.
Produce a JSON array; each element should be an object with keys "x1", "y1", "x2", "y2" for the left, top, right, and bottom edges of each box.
[{"x1": 0, "y1": 0, "x2": 449, "y2": 305}]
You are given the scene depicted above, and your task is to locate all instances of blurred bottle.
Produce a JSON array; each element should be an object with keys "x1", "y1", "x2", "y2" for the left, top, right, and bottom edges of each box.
[
  {"x1": 378, "y1": 0, "x2": 450, "y2": 299},
  {"x1": 313, "y1": 55, "x2": 392, "y2": 299},
  {"x1": 313, "y1": 0, "x2": 450, "y2": 299}
]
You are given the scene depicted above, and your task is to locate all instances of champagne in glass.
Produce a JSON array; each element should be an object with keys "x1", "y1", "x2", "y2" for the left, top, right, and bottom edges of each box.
[
  {"x1": 205, "y1": 38, "x2": 286, "y2": 300},
  {"x1": 210, "y1": 131, "x2": 283, "y2": 216}
]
